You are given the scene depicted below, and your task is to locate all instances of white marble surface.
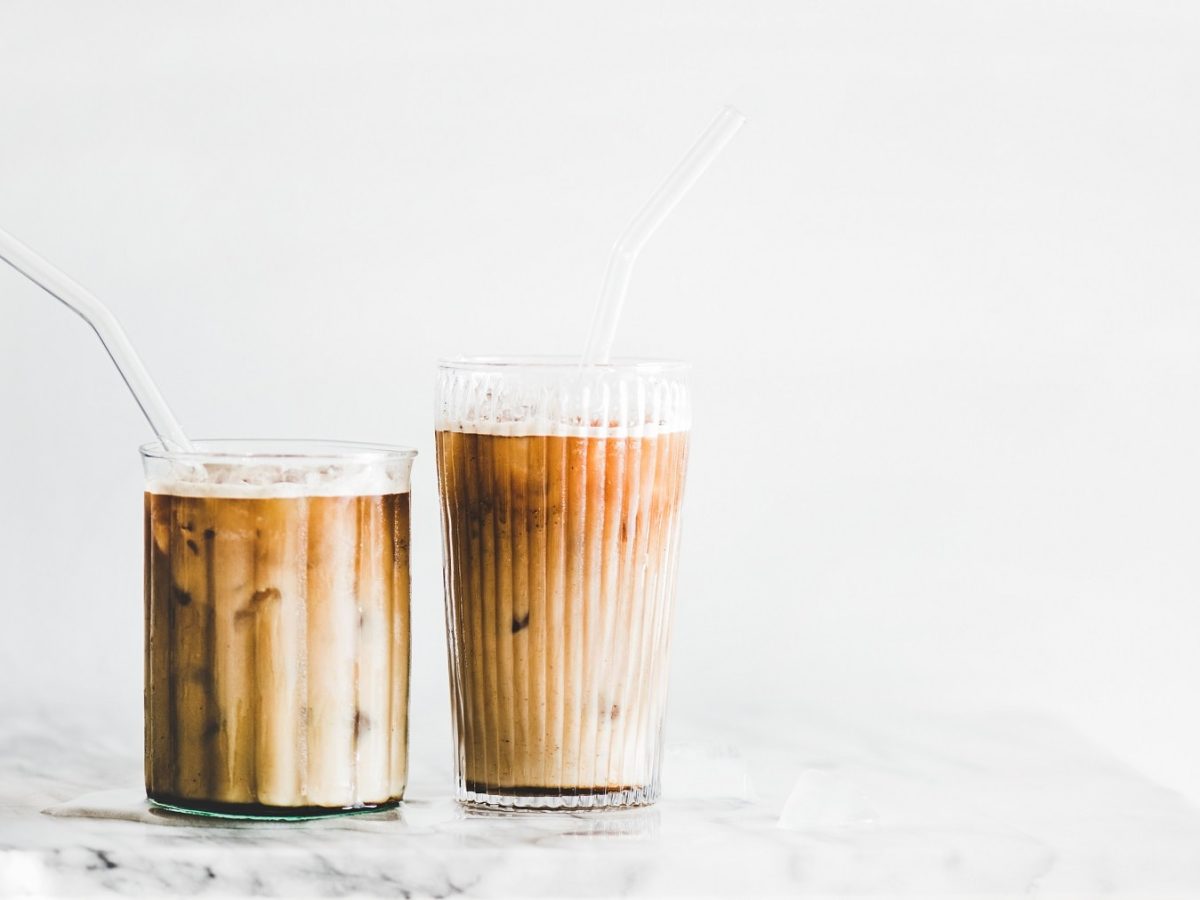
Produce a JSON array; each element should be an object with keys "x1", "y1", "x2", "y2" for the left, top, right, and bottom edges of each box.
[{"x1": 2, "y1": 705, "x2": 1200, "y2": 898}]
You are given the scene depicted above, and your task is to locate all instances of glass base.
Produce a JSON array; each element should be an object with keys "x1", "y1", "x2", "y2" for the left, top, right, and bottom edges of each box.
[
  {"x1": 458, "y1": 781, "x2": 658, "y2": 811},
  {"x1": 148, "y1": 794, "x2": 399, "y2": 821}
]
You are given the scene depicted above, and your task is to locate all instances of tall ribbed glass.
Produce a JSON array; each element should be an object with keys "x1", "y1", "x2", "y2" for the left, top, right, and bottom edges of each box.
[
  {"x1": 141, "y1": 440, "x2": 416, "y2": 819},
  {"x1": 435, "y1": 358, "x2": 691, "y2": 809}
]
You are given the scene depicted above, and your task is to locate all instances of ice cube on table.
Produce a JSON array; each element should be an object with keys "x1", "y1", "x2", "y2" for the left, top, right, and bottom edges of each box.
[{"x1": 778, "y1": 769, "x2": 878, "y2": 832}]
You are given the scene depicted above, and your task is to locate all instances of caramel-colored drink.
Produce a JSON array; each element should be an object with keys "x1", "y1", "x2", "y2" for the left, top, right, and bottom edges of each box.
[
  {"x1": 144, "y1": 491, "x2": 410, "y2": 816},
  {"x1": 436, "y1": 429, "x2": 688, "y2": 806}
]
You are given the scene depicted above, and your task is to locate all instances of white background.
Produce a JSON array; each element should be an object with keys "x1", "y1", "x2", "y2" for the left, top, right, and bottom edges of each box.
[{"x1": 2, "y1": 1, "x2": 1199, "y2": 802}]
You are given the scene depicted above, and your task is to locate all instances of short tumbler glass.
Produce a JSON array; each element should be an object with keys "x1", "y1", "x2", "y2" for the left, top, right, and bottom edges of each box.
[
  {"x1": 141, "y1": 439, "x2": 415, "y2": 819},
  {"x1": 435, "y1": 357, "x2": 691, "y2": 809}
]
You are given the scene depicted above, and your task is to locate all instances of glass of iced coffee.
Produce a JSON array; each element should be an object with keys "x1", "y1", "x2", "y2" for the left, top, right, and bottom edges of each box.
[
  {"x1": 141, "y1": 440, "x2": 416, "y2": 818},
  {"x1": 435, "y1": 358, "x2": 690, "y2": 809}
]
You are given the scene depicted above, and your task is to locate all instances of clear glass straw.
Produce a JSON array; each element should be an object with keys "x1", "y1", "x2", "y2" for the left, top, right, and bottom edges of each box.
[
  {"x1": 0, "y1": 226, "x2": 193, "y2": 450},
  {"x1": 581, "y1": 105, "x2": 746, "y2": 366}
]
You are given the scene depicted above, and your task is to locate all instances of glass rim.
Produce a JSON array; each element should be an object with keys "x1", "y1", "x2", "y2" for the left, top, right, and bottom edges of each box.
[
  {"x1": 139, "y1": 438, "x2": 418, "y2": 463},
  {"x1": 437, "y1": 355, "x2": 690, "y2": 374}
]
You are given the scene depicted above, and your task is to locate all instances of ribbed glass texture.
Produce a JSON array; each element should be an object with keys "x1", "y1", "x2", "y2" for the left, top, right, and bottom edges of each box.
[
  {"x1": 435, "y1": 359, "x2": 690, "y2": 810},
  {"x1": 141, "y1": 440, "x2": 415, "y2": 819}
]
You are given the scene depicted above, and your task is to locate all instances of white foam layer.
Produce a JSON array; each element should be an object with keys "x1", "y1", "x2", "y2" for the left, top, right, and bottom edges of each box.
[
  {"x1": 434, "y1": 417, "x2": 690, "y2": 438},
  {"x1": 436, "y1": 367, "x2": 692, "y2": 438},
  {"x1": 146, "y1": 461, "x2": 410, "y2": 499}
]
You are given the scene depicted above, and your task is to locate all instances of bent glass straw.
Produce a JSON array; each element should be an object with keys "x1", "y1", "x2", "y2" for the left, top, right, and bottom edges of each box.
[
  {"x1": 0, "y1": 226, "x2": 193, "y2": 450},
  {"x1": 581, "y1": 106, "x2": 747, "y2": 366}
]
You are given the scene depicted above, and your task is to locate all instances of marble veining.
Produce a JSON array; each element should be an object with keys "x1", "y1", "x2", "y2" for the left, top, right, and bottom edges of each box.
[{"x1": 3, "y1": 706, "x2": 1200, "y2": 897}]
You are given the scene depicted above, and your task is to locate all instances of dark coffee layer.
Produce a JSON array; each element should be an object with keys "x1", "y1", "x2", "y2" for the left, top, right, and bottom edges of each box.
[
  {"x1": 149, "y1": 792, "x2": 399, "y2": 818},
  {"x1": 463, "y1": 780, "x2": 639, "y2": 797}
]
